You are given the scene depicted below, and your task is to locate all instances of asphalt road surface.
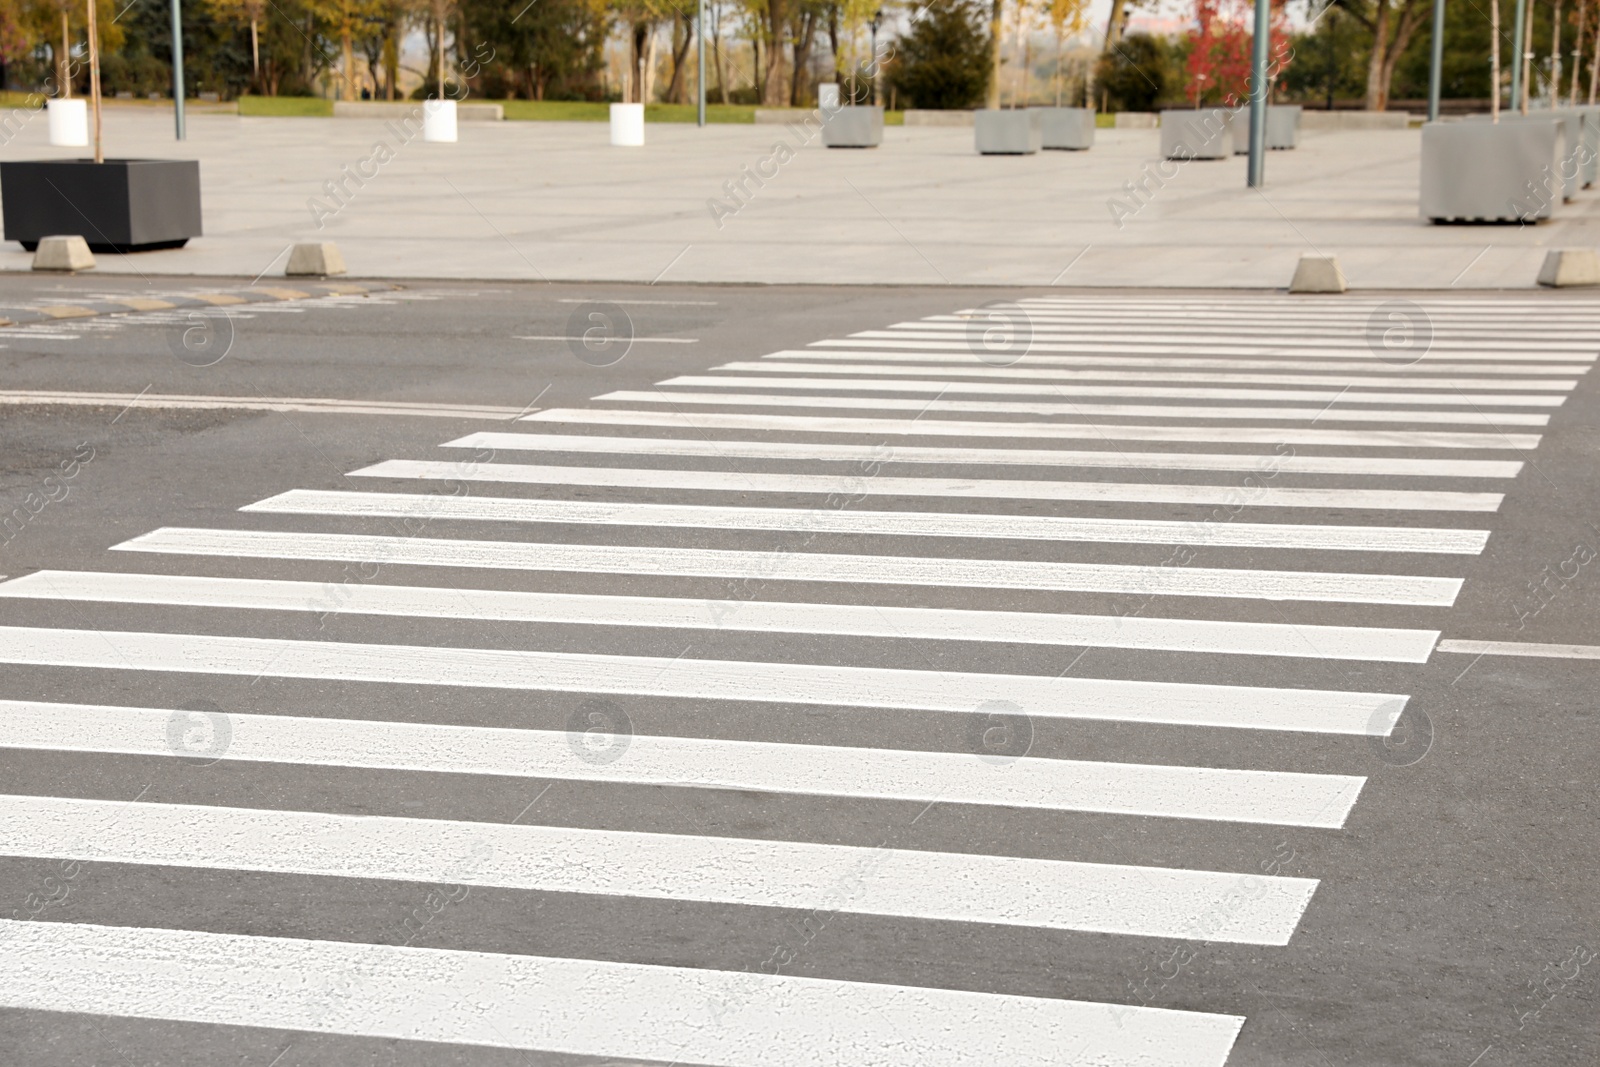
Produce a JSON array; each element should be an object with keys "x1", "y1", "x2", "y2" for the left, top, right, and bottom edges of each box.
[{"x1": 0, "y1": 277, "x2": 1595, "y2": 1067}]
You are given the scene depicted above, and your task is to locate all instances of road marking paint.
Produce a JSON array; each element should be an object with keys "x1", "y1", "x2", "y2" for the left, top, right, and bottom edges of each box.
[
  {"x1": 245, "y1": 489, "x2": 1492, "y2": 554},
  {"x1": 353, "y1": 458, "x2": 1504, "y2": 512},
  {"x1": 762, "y1": 349, "x2": 1589, "y2": 375},
  {"x1": 660, "y1": 375, "x2": 1566, "y2": 408},
  {"x1": 117, "y1": 527, "x2": 1467, "y2": 605},
  {"x1": 0, "y1": 795, "x2": 1319, "y2": 941},
  {"x1": 515, "y1": 335, "x2": 699, "y2": 343},
  {"x1": 812, "y1": 338, "x2": 1595, "y2": 363},
  {"x1": 447, "y1": 431, "x2": 1525, "y2": 479},
  {"x1": 876, "y1": 324, "x2": 1599, "y2": 351},
  {"x1": 1434, "y1": 639, "x2": 1600, "y2": 659},
  {"x1": 0, "y1": 391, "x2": 526, "y2": 419},
  {"x1": 0, "y1": 571, "x2": 1442, "y2": 662},
  {"x1": 722, "y1": 361, "x2": 1580, "y2": 392},
  {"x1": 596, "y1": 390, "x2": 1552, "y2": 425},
  {"x1": 0, "y1": 626, "x2": 1410, "y2": 734},
  {"x1": 0, "y1": 700, "x2": 1367, "y2": 824},
  {"x1": 0, "y1": 920, "x2": 1246, "y2": 1066},
  {"x1": 523, "y1": 407, "x2": 1543, "y2": 449}
]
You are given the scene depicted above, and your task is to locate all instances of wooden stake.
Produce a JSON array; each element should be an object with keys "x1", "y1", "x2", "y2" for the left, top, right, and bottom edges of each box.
[{"x1": 86, "y1": 0, "x2": 102, "y2": 162}]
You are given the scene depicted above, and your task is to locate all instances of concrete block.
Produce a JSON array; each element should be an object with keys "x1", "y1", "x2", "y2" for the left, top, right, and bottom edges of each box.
[
  {"x1": 1537, "y1": 248, "x2": 1600, "y2": 287},
  {"x1": 331, "y1": 101, "x2": 503, "y2": 121},
  {"x1": 1300, "y1": 110, "x2": 1412, "y2": 131},
  {"x1": 1420, "y1": 120, "x2": 1564, "y2": 222},
  {"x1": 1231, "y1": 105, "x2": 1301, "y2": 152},
  {"x1": 1160, "y1": 108, "x2": 1234, "y2": 160},
  {"x1": 1288, "y1": 254, "x2": 1346, "y2": 293},
  {"x1": 1114, "y1": 112, "x2": 1158, "y2": 129},
  {"x1": 31, "y1": 235, "x2": 95, "y2": 272},
  {"x1": 822, "y1": 106, "x2": 883, "y2": 148},
  {"x1": 975, "y1": 109, "x2": 1043, "y2": 154},
  {"x1": 753, "y1": 109, "x2": 810, "y2": 124},
  {"x1": 1033, "y1": 107, "x2": 1094, "y2": 150},
  {"x1": 286, "y1": 242, "x2": 346, "y2": 277},
  {"x1": 1466, "y1": 113, "x2": 1583, "y2": 199},
  {"x1": 904, "y1": 109, "x2": 974, "y2": 127}
]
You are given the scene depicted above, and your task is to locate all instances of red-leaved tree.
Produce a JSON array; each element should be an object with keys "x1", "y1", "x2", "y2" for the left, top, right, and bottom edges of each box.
[{"x1": 1185, "y1": 0, "x2": 1291, "y2": 107}]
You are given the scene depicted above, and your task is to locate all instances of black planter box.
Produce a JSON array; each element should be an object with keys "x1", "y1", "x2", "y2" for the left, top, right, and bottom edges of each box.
[{"x1": 0, "y1": 158, "x2": 201, "y2": 252}]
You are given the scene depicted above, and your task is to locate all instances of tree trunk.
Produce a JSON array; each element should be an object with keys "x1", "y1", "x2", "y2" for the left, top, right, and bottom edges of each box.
[
  {"x1": 250, "y1": 18, "x2": 260, "y2": 83},
  {"x1": 643, "y1": 24, "x2": 660, "y2": 103},
  {"x1": 343, "y1": 27, "x2": 355, "y2": 101},
  {"x1": 763, "y1": 0, "x2": 788, "y2": 104},
  {"x1": 790, "y1": 10, "x2": 816, "y2": 105},
  {"x1": 1363, "y1": 0, "x2": 1392, "y2": 109},
  {"x1": 60, "y1": 10, "x2": 71, "y2": 98},
  {"x1": 1103, "y1": 0, "x2": 1126, "y2": 49},
  {"x1": 715, "y1": 26, "x2": 729, "y2": 104},
  {"x1": 987, "y1": 0, "x2": 1002, "y2": 109},
  {"x1": 666, "y1": 13, "x2": 692, "y2": 103},
  {"x1": 1571, "y1": 0, "x2": 1586, "y2": 104}
]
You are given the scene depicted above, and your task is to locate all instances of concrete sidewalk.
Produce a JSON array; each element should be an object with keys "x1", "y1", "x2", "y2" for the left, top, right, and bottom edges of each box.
[{"x1": 1, "y1": 110, "x2": 1593, "y2": 288}]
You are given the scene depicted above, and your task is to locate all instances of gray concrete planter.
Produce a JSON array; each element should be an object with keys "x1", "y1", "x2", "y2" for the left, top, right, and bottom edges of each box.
[
  {"x1": 1, "y1": 158, "x2": 202, "y2": 252},
  {"x1": 975, "y1": 109, "x2": 1043, "y2": 155},
  {"x1": 1032, "y1": 107, "x2": 1095, "y2": 150},
  {"x1": 1231, "y1": 105, "x2": 1301, "y2": 153},
  {"x1": 1420, "y1": 120, "x2": 1564, "y2": 223},
  {"x1": 1160, "y1": 109, "x2": 1233, "y2": 160},
  {"x1": 1466, "y1": 113, "x2": 1587, "y2": 197},
  {"x1": 822, "y1": 106, "x2": 884, "y2": 148}
]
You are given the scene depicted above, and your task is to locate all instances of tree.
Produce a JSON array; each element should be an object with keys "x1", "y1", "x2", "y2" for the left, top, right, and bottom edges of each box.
[
  {"x1": 1093, "y1": 29, "x2": 1168, "y2": 109},
  {"x1": 203, "y1": 0, "x2": 266, "y2": 88},
  {"x1": 1046, "y1": 0, "x2": 1089, "y2": 104},
  {"x1": 306, "y1": 0, "x2": 385, "y2": 99},
  {"x1": 889, "y1": 0, "x2": 990, "y2": 108},
  {"x1": 22, "y1": 0, "x2": 123, "y2": 95},
  {"x1": 1335, "y1": 0, "x2": 1432, "y2": 109}
]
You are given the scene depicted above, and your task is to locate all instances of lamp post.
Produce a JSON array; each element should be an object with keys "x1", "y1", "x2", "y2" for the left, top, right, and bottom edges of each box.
[
  {"x1": 171, "y1": 0, "x2": 186, "y2": 139},
  {"x1": 1426, "y1": 0, "x2": 1445, "y2": 121},
  {"x1": 697, "y1": 0, "x2": 706, "y2": 126},
  {"x1": 1246, "y1": 0, "x2": 1269, "y2": 187}
]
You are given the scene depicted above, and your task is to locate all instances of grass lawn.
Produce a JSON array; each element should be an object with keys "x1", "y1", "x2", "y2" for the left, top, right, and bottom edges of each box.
[{"x1": 238, "y1": 95, "x2": 333, "y2": 117}]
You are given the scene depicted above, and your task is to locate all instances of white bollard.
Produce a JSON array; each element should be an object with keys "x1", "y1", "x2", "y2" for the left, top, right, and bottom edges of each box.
[
  {"x1": 610, "y1": 102, "x2": 645, "y2": 147},
  {"x1": 422, "y1": 99, "x2": 457, "y2": 143},
  {"x1": 47, "y1": 99, "x2": 88, "y2": 147}
]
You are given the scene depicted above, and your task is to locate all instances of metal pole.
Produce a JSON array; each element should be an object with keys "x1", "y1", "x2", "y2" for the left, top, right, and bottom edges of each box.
[
  {"x1": 696, "y1": 0, "x2": 706, "y2": 126},
  {"x1": 170, "y1": 0, "x2": 186, "y2": 139},
  {"x1": 1247, "y1": 0, "x2": 1269, "y2": 187},
  {"x1": 1510, "y1": 0, "x2": 1527, "y2": 107},
  {"x1": 1427, "y1": 0, "x2": 1446, "y2": 120}
]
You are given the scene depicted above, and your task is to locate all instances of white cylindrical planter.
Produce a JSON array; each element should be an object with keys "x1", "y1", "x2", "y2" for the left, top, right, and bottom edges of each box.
[
  {"x1": 610, "y1": 103, "x2": 645, "y2": 146},
  {"x1": 818, "y1": 83, "x2": 841, "y2": 112},
  {"x1": 47, "y1": 99, "x2": 88, "y2": 147},
  {"x1": 423, "y1": 99, "x2": 457, "y2": 143}
]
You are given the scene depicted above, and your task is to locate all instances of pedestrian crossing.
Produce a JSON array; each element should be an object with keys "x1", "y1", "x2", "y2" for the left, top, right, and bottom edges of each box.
[{"x1": 0, "y1": 291, "x2": 1593, "y2": 1065}]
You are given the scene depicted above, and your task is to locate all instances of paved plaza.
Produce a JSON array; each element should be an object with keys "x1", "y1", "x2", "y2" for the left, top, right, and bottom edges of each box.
[{"x1": 3, "y1": 109, "x2": 1597, "y2": 288}]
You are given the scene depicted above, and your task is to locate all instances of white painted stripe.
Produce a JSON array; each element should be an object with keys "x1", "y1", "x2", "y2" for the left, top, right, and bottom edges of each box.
[
  {"x1": 352, "y1": 458, "x2": 1505, "y2": 512},
  {"x1": 947, "y1": 307, "x2": 1600, "y2": 326},
  {"x1": 523, "y1": 407, "x2": 1543, "y2": 450},
  {"x1": 245, "y1": 489, "x2": 1493, "y2": 555},
  {"x1": 516, "y1": 335, "x2": 698, "y2": 343},
  {"x1": 763, "y1": 349, "x2": 1590, "y2": 375},
  {"x1": 661, "y1": 375, "x2": 1565, "y2": 408},
  {"x1": 598, "y1": 391, "x2": 1552, "y2": 426},
  {"x1": 0, "y1": 626, "x2": 1410, "y2": 734},
  {"x1": 0, "y1": 700, "x2": 1368, "y2": 824},
  {"x1": 724, "y1": 361, "x2": 1581, "y2": 391},
  {"x1": 874, "y1": 325, "x2": 1597, "y2": 351},
  {"x1": 447, "y1": 431, "x2": 1525, "y2": 479},
  {"x1": 0, "y1": 795, "x2": 1318, "y2": 941},
  {"x1": 0, "y1": 571, "x2": 1442, "y2": 663},
  {"x1": 0, "y1": 921, "x2": 1246, "y2": 1066},
  {"x1": 118, "y1": 527, "x2": 1467, "y2": 606},
  {"x1": 0, "y1": 391, "x2": 525, "y2": 419},
  {"x1": 812, "y1": 339, "x2": 1594, "y2": 363},
  {"x1": 1434, "y1": 639, "x2": 1600, "y2": 659}
]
